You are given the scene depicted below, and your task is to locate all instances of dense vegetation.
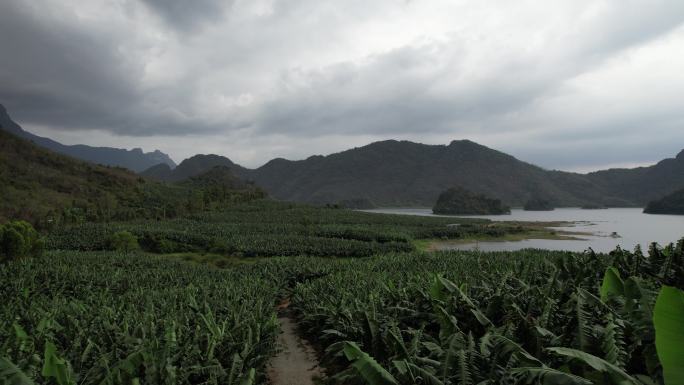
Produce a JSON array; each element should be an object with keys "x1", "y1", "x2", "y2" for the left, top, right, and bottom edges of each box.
[
  {"x1": 0, "y1": 220, "x2": 43, "y2": 261},
  {"x1": 524, "y1": 197, "x2": 554, "y2": 211},
  {"x1": 45, "y1": 200, "x2": 528, "y2": 258},
  {"x1": 290, "y1": 241, "x2": 684, "y2": 385},
  {"x1": 433, "y1": 187, "x2": 510, "y2": 215},
  {"x1": 0, "y1": 129, "x2": 264, "y2": 227},
  {"x1": 644, "y1": 188, "x2": 684, "y2": 215},
  {"x1": 2, "y1": 241, "x2": 683, "y2": 384},
  {"x1": 0, "y1": 252, "x2": 283, "y2": 384}
]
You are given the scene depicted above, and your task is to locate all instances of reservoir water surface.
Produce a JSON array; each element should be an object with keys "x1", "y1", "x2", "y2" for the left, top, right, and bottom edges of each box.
[{"x1": 363, "y1": 207, "x2": 684, "y2": 252}]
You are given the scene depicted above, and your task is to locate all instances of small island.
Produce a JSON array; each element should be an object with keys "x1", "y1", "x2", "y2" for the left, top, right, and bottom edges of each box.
[
  {"x1": 523, "y1": 197, "x2": 554, "y2": 211},
  {"x1": 433, "y1": 187, "x2": 510, "y2": 215},
  {"x1": 644, "y1": 188, "x2": 684, "y2": 215}
]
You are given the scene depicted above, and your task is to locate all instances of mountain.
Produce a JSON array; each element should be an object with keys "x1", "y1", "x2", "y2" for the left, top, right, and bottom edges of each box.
[
  {"x1": 248, "y1": 140, "x2": 609, "y2": 207},
  {"x1": 141, "y1": 154, "x2": 249, "y2": 182},
  {"x1": 0, "y1": 104, "x2": 175, "y2": 172},
  {"x1": 181, "y1": 165, "x2": 254, "y2": 190},
  {"x1": 585, "y1": 150, "x2": 684, "y2": 205},
  {"x1": 0, "y1": 130, "x2": 262, "y2": 225},
  {"x1": 139, "y1": 139, "x2": 684, "y2": 208},
  {"x1": 247, "y1": 140, "x2": 684, "y2": 207},
  {"x1": 644, "y1": 188, "x2": 684, "y2": 215}
]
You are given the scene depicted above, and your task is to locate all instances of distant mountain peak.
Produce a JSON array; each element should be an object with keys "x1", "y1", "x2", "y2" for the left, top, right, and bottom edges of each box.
[
  {"x1": 0, "y1": 104, "x2": 176, "y2": 172},
  {"x1": 141, "y1": 153, "x2": 248, "y2": 182},
  {"x1": 677, "y1": 149, "x2": 684, "y2": 160}
]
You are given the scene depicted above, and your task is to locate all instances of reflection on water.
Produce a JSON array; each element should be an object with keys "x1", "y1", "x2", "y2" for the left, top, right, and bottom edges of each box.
[{"x1": 362, "y1": 208, "x2": 684, "y2": 252}]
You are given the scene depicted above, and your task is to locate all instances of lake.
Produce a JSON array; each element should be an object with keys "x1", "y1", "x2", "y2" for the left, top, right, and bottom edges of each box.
[{"x1": 362, "y1": 207, "x2": 684, "y2": 252}]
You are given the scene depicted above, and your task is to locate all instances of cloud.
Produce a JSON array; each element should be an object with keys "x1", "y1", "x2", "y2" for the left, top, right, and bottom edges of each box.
[
  {"x1": 139, "y1": 0, "x2": 230, "y2": 31},
  {"x1": 1, "y1": 0, "x2": 684, "y2": 170}
]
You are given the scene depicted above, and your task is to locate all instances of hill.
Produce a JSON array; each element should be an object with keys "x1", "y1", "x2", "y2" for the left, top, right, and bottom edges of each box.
[
  {"x1": 585, "y1": 150, "x2": 684, "y2": 204},
  {"x1": 248, "y1": 140, "x2": 607, "y2": 207},
  {"x1": 0, "y1": 104, "x2": 175, "y2": 172},
  {"x1": 141, "y1": 154, "x2": 249, "y2": 182},
  {"x1": 433, "y1": 187, "x2": 510, "y2": 215},
  {"x1": 644, "y1": 188, "x2": 684, "y2": 215},
  {"x1": 0, "y1": 130, "x2": 263, "y2": 226}
]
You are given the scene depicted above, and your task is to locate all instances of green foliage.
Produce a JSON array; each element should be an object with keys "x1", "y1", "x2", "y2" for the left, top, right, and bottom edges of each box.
[
  {"x1": 653, "y1": 286, "x2": 684, "y2": 385},
  {"x1": 0, "y1": 221, "x2": 43, "y2": 261},
  {"x1": 41, "y1": 342, "x2": 75, "y2": 385},
  {"x1": 107, "y1": 231, "x2": 139, "y2": 252},
  {"x1": 0, "y1": 252, "x2": 283, "y2": 384},
  {"x1": 343, "y1": 342, "x2": 398, "y2": 385},
  {"x1": 289, "y1": 240, "x2": 684, "y2": 384},
  {"x1": 0, "y1": 357, "x2": 35, "y2": 385},
  {"x1": 433, "y1": 187, "x2": 510, "y2": 215},
  {"x1": 600, "y1": 266, "x2": 624, "y2": 302}
]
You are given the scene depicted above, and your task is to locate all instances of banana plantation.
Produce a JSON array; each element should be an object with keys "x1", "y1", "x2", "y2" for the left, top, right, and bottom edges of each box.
[
  {"x1": 1, "y1": 201, "x2": 682, "y2": 384},
  {"x1": 2, "y1": 241, "x2": 683, "y2": 384}
]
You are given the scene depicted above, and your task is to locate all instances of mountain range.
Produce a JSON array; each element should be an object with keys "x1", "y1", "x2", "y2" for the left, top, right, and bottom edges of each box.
[
  {"x1": 3, "y1": 104, "x2": 683, "y2": 208},
  {"x1": 142, "y1": 139, "x2": 684, "y2": 208},
  {"x1": 0, "y1": 104, "x2": 175, "y2": 172}
]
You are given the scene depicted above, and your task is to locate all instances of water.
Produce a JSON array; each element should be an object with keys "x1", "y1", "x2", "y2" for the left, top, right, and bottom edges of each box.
[{"x1": 362, "y1": 208, "x2": 684, "y2": 252}]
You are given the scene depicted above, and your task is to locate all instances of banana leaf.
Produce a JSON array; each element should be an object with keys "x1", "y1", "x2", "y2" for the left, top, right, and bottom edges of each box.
[
  {"x1": 547, "y1": 347, "x2": 639, "y2": 384},
  {"x1": 600, "y1": 267, "x2": 624, "y2": 302},
  {"x1": 343, "y1": 341, "x2": 399, "y2": 385},
  {"x1": 653, "y1": 286, "x2": 684, "y2": 385},
  {"x1": 0, "y1": 357, "x2": 35, "y2": 385}
]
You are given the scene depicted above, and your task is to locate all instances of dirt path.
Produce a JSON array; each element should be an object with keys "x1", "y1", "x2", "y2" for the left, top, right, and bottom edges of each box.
[{"x1": 268, "y1": 301, "x2": 323, "y2": 385}]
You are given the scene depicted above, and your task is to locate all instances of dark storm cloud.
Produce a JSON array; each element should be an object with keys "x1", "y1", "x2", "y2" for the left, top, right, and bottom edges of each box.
[
  {"x1": 139, "y1": 0, "x2": 231, "y2": 31},
  {"x1": 0, "y1": 0, "x2": 220, "y2": 136}
]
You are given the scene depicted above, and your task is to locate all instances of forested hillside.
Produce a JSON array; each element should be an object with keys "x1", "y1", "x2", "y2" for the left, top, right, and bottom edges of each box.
[
  {"x1": 141, "y1": 154, "x2": 249, "y2": 181},
  {"x1": 141, "y1": 140, "x2": 684, "y2": 208},
  {"x1": 0, "y1": 130, "x2": 263, "y2": 226},
  {"x1": 644, "y1": 188, "x2": 684, "y2": 215}
]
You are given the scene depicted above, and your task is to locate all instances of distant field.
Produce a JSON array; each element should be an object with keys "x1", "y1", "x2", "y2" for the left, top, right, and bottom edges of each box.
[{"x1": 45, "y1": 200, "x2": 546, "y2": 258}]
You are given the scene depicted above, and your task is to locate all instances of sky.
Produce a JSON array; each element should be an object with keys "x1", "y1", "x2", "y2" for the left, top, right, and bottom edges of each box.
[{"x1": 1, "y1": 0, "x2": 683, "y2": 172}]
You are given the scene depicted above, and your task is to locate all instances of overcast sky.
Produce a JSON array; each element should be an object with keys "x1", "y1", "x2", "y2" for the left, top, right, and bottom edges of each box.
[{"x1": 1, "y1": 0, "x2": 683, "y2": 171}]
